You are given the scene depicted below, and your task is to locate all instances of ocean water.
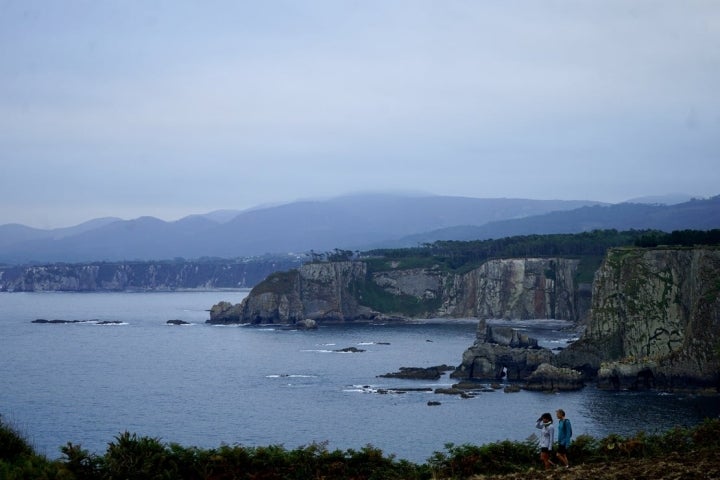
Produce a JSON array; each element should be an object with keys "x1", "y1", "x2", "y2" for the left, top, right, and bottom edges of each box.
[{"x1": 1, "y1": 291, "x2": 718, "y2": 464}]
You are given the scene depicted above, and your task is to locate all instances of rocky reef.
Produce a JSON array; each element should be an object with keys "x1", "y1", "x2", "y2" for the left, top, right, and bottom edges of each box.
[
  {"x1": 557, "y1": 246, "x2": 720, "y2": 391},
  {"x1": 208, "y1": 257, "x2": 586, "y2": 324},
  {"x1": 450, "y1": 319, "x2": 556, "y2": 382}
]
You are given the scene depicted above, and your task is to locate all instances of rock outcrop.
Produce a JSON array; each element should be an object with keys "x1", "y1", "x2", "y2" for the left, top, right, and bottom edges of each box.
[
  {"x1": 209, "y1": 257, "x2": 586, "y2": 324},
  {"x1": 450, "y1": 320, "x2": 554, "y2": 381},
  {"x1": 557, "y1": 247, "x2": 720, "y2": 391},
  {"x1": 524, "y1": 363, "x2": 584, "y2": 391},
  {"x1": 378, "y1": 365, "x2": 455, "y2": 380},
  {"x1": 210, "y1": 262, "x2": 384, "y2": 324}
]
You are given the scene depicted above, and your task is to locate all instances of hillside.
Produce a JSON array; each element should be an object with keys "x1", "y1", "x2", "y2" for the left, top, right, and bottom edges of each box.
[
  {"x1": 393, "y1": 195, "x2": 720, "y2": 246},
  {"x1": 2, "y1": 194, "x2": 718, "y2": 265},
  {"x1": 0, "y1": 194, "x2": 599, "y2": 264}
]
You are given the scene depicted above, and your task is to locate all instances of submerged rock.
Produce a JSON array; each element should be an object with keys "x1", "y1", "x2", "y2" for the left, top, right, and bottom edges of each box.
[
  {"x1": 334, "y1": 347, "x2": 365, "y2": 353},
  {"x1": 32, "y1": 319, "x2": 122, "y2": 325},
  {"x1": 167, "y1": 319, "x2": 191, "y2": 325},
  {"x1": 378, "y1": 365, "x2": 454, "y2": 380}
]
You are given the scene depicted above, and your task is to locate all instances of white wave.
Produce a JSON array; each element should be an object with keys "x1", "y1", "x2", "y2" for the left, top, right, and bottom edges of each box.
[
  {"x1": 343, "y1": 388, "x2": 375, "y2": 393},
  {"x1": 301, "y1": 349, "x2": 334, "y2": 353},
  {"x1": 343, "y1": 385, "x2": 377, "y2": 393}
]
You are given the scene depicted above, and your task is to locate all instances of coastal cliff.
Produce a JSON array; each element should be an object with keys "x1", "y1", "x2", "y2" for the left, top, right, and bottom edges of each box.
[
  {"x1": 0, "y1": 257, "x2": 302, "y2": 292},
  {"x1": 440, "y1": 257, "x2": 580, "y2": 320},
  {"x1": 210, "y1": 245, "x2": 720, "y2": 392},
  {"x1": 208, "y1": 257, "x2": 585, "y2": 324},
  {"x1": 210, "y1": 261, "x2": 387, "y2": 323},
  {"x1": 557, "y1": 246, "x2": 720, "y2": 390}
]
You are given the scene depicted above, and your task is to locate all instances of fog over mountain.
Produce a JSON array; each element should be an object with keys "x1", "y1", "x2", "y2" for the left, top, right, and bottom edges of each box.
[
  {"x1": 1, "y1": 193, "x2": 718, "y2": 265},
  {"x1": 0, "y1": 194, "x2": 601, "y2": 264},
  {"x1": 390, "y1": 195, "x2": 720, "y2": 247},
  {"x1": 2, "y1": 3, "x2": 719, "y2": 230}
]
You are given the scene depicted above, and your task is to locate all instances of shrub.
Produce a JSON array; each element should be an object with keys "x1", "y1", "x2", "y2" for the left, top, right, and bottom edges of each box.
[
  {"x1": 0, "y1": 415, "x2": 34, "y2": 461},
  {"x1": 2, "y1": 415, "x2": 720, "y2": 479},
  {"x1": 60, "y1": 442, "x2": 101, "y2": 480},
  {"x1": 692, "y1": 417, "x2": 720, "y2": 450},
  {"x1": 567, "y1": 433, "x2": 600, "y2": 464},
  {"x1": 427, "y1": 439, "x2": 538, "y2": 478},
  {"x1": 100, "y1": 431, "x2": 171, "y2": 479}
]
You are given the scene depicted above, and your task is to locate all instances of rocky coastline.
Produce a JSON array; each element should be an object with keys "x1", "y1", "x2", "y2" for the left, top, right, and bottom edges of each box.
[
  {"x1": 209, "y1": 246, "x2": 720, "y2": 393},
  {"x1": 207, "y1": 257, "x2": 587, "y2": 325}
]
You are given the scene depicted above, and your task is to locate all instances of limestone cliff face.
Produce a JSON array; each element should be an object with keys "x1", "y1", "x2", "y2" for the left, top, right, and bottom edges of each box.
[
  {"x1": 441, "y1": 258, "x2": 580, "y2": 320},
  {"x1": 559, "y1": 247, "x2": 720, "y2": 390},
  {"x1": 210, "y1": 257, "x2": 584, "y2": 324}
]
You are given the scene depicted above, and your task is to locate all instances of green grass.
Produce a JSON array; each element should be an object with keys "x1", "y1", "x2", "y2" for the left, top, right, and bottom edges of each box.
[{"x1": 352, "y1": 278, "x2": 442, "y2": 317}]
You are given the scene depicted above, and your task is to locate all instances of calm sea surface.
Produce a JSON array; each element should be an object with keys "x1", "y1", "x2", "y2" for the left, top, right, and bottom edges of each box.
[{"x1": 1, "y1": 291, "x2": 718, "y2": 463}]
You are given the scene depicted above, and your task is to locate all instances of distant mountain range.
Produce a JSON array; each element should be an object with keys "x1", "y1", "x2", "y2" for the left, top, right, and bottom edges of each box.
[
  {"x1": 0, "y1": 193, "x2": 717, "y2": 265},
  {"x1": 390, "y1": 195, "x2": 720, "y2": 247}
]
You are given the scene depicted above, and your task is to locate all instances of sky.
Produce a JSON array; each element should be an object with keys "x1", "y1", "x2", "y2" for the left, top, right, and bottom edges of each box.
[{"x1": 1, "y1": 1, "x2": 719, "y2": 229}]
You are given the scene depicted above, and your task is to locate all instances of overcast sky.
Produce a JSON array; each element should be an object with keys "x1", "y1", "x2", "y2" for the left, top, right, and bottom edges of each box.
[{"x1": 1, "y1": 1, "x2": 718, "y2": 228}]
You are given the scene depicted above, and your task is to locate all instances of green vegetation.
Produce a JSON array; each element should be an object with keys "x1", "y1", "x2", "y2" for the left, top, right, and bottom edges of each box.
[
  {"x1": 369, "y1": 230, "x2": 636, "y2": 270},
  {"x1": 250, "y1": 270, "x2": 299, "y2": 295},
  {"x1": 364, "y1": 229, "x2": 711, "y2": 275},
  {"x1": 3, "y1": 414, "x2": 720, "y2": 479},
  {"x1": 635, "y1": 229, "x2": 720, "y2": 248},
  {"x1": 351, "y1": 278, "x2": 443, "y2": 317}
]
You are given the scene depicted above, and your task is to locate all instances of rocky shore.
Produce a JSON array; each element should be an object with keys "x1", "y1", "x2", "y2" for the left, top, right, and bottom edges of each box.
[{"x1": 208, "y1": 246, "x2": 720, "y2": 393}]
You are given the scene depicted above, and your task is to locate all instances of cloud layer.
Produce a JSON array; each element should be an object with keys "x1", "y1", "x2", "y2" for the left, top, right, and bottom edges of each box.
[{"x1": 1, "y1": 1, "x2": 718, "y2": 227}]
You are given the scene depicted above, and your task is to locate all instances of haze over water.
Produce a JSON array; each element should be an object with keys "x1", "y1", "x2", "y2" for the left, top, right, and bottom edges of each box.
[{"x1": 1, "y1": 291, "x2": 717, "y2": 463}]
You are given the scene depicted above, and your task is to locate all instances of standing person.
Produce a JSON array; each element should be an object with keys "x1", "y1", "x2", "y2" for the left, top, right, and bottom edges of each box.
[
  {"x1": 556, "y1": 409, "x2": 572, "y2": 468},
  {"x1": 535, "y1": 413, "x2": 555, "y2": 470}
]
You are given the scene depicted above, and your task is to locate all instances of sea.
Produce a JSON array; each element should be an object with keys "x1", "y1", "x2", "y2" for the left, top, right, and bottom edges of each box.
[{"x1": 1, "y1": 291, "x2": 718, "y2": 464}]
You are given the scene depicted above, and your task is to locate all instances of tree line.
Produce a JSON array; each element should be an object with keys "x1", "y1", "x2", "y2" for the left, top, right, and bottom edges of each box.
[{"x1": 365, "y1": 229, "x2": 720, "y2": 272}]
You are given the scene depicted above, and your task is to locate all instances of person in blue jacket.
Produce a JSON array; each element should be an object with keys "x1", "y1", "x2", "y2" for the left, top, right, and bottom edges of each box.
[{"x1": 555, "y1": 408, "x2": 573, "y2": 468}]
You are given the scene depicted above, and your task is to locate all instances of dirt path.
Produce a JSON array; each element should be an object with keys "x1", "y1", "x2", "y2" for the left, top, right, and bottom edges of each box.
[{"x1": 469, "y1": 450, "x2": 720, "y2": 480}]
